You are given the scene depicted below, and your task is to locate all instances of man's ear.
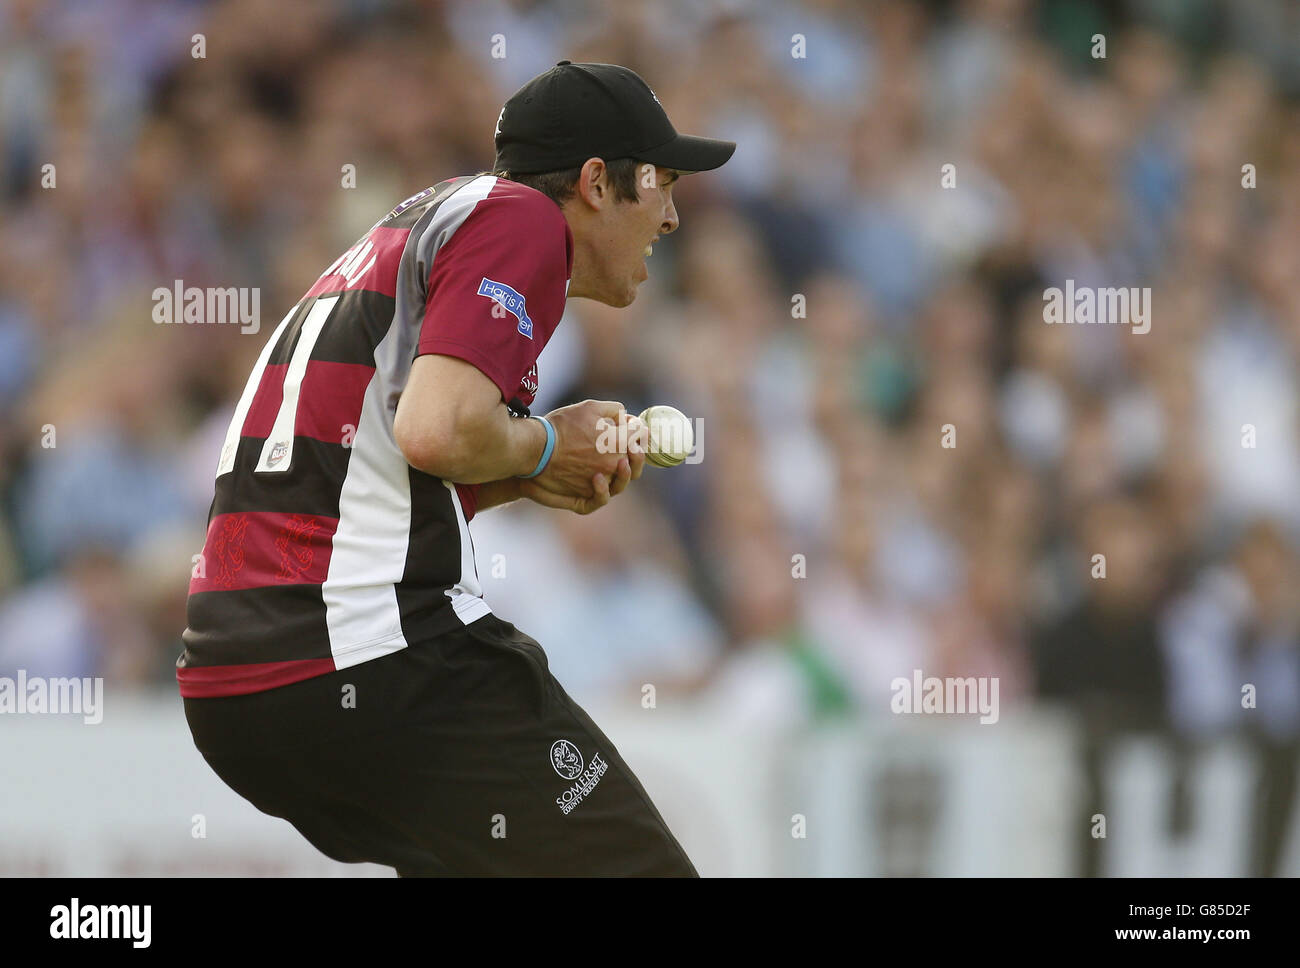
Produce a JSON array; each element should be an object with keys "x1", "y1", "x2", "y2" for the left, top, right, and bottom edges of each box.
[{"x1": 576, "y1": 157, "x2": 608, "y2": 210}]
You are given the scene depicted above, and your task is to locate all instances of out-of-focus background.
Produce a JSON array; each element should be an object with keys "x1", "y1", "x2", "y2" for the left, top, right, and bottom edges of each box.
[{"x1": 2, "y1": 0, "x2": 1300, "y2": 876}]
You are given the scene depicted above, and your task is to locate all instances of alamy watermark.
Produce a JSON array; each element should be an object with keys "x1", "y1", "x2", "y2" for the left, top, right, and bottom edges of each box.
[
  {"x1": 596, "y1": 412, "x2": 702, "y2": 465},
  {"x1": 152, "y1": 280, "x2": 260, "y2": 334},
  {"x1": 50, "y1": 899, "x2": 150, "y2": 948},
  {"x1": 890, "y1": 670, "x2": 999, "y2": 725},
  {"x1": 1043, "y1": 280, "x2": 1150, "y2": 335},
  {"x1": 0, "y1": 670, "x2": 103, "y2": 724}
]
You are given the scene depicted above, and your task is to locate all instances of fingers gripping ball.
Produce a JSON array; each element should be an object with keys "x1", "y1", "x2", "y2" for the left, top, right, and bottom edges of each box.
[{"x1": 638, "y1": 405, "x2": 694, "y2": 467}]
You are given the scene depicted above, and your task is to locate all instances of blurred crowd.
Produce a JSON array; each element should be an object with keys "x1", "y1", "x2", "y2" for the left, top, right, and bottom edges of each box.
[{"x1": 2, "y1": 0, "x2": 1300, "y2": 874}]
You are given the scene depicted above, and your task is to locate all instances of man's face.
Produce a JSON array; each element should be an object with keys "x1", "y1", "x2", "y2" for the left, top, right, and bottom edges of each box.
[{"x1": 584, "y1": 163, "x2": 680, "y2": 307}]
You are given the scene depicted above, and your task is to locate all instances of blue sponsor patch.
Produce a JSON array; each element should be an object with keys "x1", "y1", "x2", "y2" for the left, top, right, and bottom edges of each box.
[{"x1": 477, "y1": 277, "x2": 534, "y2": 339}]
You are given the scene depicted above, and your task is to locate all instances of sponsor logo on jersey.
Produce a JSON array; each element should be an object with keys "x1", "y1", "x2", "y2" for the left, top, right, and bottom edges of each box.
[{"x1": 477, "y1": 277, "x2": 533, "y2": 339}]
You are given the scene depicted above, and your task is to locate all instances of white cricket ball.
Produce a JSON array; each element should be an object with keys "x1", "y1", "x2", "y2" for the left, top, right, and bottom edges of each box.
[{"x1": 638, "y1": 405, "x2": 694, "y2": 467}]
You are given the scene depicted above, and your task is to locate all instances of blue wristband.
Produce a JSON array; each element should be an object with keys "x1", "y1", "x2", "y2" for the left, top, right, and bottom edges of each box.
[{"x1": 520, "y1": 415, "x2": 555, "y2": 479}]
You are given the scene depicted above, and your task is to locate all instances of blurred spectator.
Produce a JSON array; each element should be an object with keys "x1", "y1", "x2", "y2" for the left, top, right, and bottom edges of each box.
[
  {"x1": 1033, "y1": 494, "x2": 1172, "y2": 876},
  {"x1": 1163, "y1": 519, "x2": 1300, "y2": 876}
]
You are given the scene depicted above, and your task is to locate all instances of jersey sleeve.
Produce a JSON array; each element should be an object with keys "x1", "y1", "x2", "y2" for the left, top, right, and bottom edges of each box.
[
  {"x1": 454, "y1": 482, "x2": 479, "y2": 522},
  {"x1": 418, "y1": 184, "x2": 571, "y2": 402}
]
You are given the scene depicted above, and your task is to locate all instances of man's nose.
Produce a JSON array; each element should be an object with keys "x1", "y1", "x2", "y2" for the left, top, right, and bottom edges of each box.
[{"x1": 661, "y1": 198, "x2": 679, "y2": 235}]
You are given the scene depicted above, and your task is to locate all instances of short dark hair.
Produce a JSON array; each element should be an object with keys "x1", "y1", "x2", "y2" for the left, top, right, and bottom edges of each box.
[{"x1": 491, "y1": 157, "x2": 644, "y2": 205}]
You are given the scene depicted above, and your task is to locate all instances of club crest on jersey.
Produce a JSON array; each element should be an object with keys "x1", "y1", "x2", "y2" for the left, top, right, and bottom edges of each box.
[
  {"x1": 550, "y1": 739, "x2": 583, "y2": 779},
  {"x1": 550, "y1": 740, "x2": 609, "y2": 816},
  {"x1": 477, "y1": 277, "x2": 533, "y2": 339}
]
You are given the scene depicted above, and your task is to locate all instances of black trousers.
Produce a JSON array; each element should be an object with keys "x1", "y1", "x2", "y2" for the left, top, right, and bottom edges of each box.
[{"x1": 183, "y1": 613, "x2": 697, "y2": 877}]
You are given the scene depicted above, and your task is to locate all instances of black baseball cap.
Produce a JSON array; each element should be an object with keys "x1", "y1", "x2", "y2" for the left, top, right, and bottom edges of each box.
[{"x1": 493, "y1": 61, "x2": 736, "y2": 175}]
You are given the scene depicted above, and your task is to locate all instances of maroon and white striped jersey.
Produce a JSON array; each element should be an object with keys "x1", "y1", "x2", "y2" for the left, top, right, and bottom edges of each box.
[{"x1": 178, "y1": 175, "x2": 573, "y2": 697}]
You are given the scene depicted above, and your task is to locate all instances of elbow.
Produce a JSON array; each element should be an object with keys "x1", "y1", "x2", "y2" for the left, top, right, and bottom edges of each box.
[{"x1": 395, "y1": 414, "x2": 470, "y2": 481}]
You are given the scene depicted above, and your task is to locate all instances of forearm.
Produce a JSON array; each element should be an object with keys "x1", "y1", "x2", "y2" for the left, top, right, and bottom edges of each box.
[
  {"x1": 448, "y1": 407, "x2": 547, "y2": 484},
  {"x1": 404, "y1": 402, "x2": 548, "y2": 484},
  {"x1": 395, "y1": 354, "x2": 554, "y2": 484},
  {"x1": 471, "y1": 477, "x2": 525, "y2": 511}
]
